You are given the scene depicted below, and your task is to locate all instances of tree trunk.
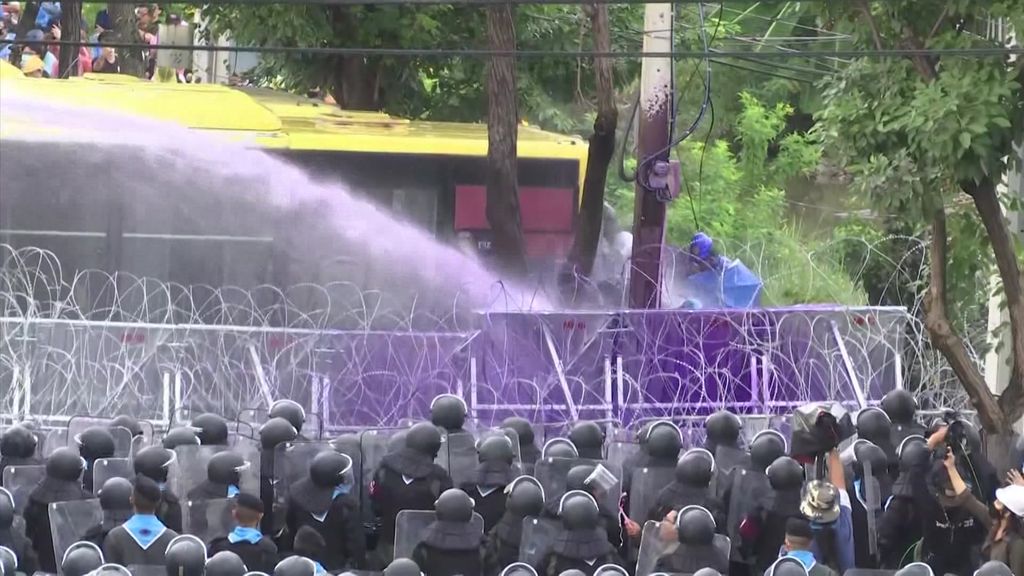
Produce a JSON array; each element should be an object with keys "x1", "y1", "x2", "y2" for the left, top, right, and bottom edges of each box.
[
  {"x1": 568, "y1": 3, "x2": 617, "y2": 278},
  {"x1": 923, "y1": 206, "x2": 1010, "y2": 433},
  {"x1": 329, "y1": 56, "x2": 380, "y2": 110},
  {"x1": 108, "y1": 2, "x2": 144, "y2": 77},
  {"x1": 962, "y1": 178, "x2": 1024, "y2": 422},
  {"x1": 10, "y1": 2, "x2": 40, "y2": 65},
  {"x1": 57, "y1": 0, "x2": 82, "y2": 77},
  {"x1": 484, "y1": 1, "x2": 526, "y2": 275}
]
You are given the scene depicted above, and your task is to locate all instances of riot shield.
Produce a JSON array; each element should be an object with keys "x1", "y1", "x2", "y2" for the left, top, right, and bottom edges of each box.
[
  {"x1": 628, "y1": 467, "x2": 676, "y2": 523},
  {"x1": 2, "y1": 465, "x2": 45, "y2": 512},
  {"x1": 237, "y1": 407, "x2": 323, "y2": 440},
  {"x1": 273, "y1": 441, "x2": 356, "y2": 512},
  {"x1": 606, "y1": 440, "x2": 640, "y2": 472},
  {"x1": 170, "y1": 445, "x2": 260, "y2": 501},
  {"x1": 392, "y1": 509, "x2": 484, "y2": 561},
  {"x1": 359, "y1": 428, "x2": 406, "y2": 525},
  {"x1": 861, "y1": 459, "x2": 882, "y2": 563},
  {"x1": 183, "y1": 498, "x2": 236, "y2": 545},
  {"x1": 724, "y1": 468, "x2": 774, "y2": 559},
  {"x1": 93, "y1": 458, "x2": 132, "y2": 492},
  {"x1": 516, "y1": 516, "x2": 560, "y2": 567},
  {"x1": 49, "y1": 499, "x2": 103, "y2": 572},
  {"x1": 67, "y1": 417, "x2": 135, "y2": 458},
  {"x1": 438, "y1": 429, "x2": 521, "y2": 488},
  {"x1": 713, "y1": 445, "x2": 750, "y2": 475},
  {"x1": 533, "y1": 458, "x2": 622, "y2": 517},
  {"x1": 635, "y1": 520, "x2": 731, "y2": 576}
]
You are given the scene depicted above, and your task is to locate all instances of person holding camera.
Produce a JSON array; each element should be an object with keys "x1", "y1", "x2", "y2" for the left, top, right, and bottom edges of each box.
[{"x1": 917, "y1": 425, "x2": 991, "y2": 575}]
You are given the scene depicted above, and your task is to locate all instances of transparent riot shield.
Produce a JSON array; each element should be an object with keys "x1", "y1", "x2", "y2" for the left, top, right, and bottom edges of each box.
[
  {"x1": 723, "y1": 467, "x2": 773, "y2": 559},
  {"x1": 438, "y1": 429, "x2": 521, "y2": 488},
  {"x1": 713, "y1": 445, "x2": 750, "y2": 475},
  {"x1": 533, "y1": 458, "x2": 622, "y2": 517},
  {"x1": 2, "y1": 465, "x2": 45, "y2": 512},
  {"x1": 67, "y1": 416, "x2": 135, "y2": 458},
  {"x1": 606, "y1": 440, "x2": 640, "y2": 472},
  {"x1": 183, "y1": 498, "x2": 236, "y2": 545},
  {"x1": 392, "y1": 510, "x2": 484, "y2": 561},
  {"x1": 49, "y1": 498, "x2": 104, "y2": 573},
  {"x1": 93, "y1": 458, "x2": 132, "y2": 492},
  {"x1": 516, "y1": 516, "x2": 560, "y2": 567},
  {"x1": 170, "y1": 445, "x2": 260, "y2": 501},
  {"x1": 359, "y1": 428, "x2": 406, "y2": 525},
  {"x1": 237, "y1": 407, "x2": 323, "y2": 440},
  {"x1": 628, "y1": 467, "x2": 676, "y2": 524},
  {"x1": 272, "y1": 441, "x2": 354, "y2": 512},
  {"x1": 861, "y1": 459, "x2": 882, "y2": 563},
  {"x1": 635, "y1": 520, "x2": 731, "y2": 576},
  {"x1": 43, "y1": 428, "x2": 66, "y2": 457}
]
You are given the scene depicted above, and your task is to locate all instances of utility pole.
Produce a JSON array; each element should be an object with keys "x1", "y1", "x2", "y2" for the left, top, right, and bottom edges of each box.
[{"x1": 628, "y1": 3, "x2": 676, "y2": 309}]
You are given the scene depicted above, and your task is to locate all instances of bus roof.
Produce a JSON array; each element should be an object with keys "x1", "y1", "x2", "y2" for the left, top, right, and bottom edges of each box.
[{"x1": 0, "y1": 68, "x2": 589, "y2": 165}]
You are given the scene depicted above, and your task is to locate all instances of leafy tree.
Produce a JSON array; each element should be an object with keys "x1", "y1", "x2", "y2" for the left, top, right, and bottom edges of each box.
[{"x1": 814, "y1": 1, "x2": 1024, "y2": 433}]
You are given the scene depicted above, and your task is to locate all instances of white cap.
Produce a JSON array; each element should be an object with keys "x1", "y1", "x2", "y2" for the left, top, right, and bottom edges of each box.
[{"x1": 996, "y1": 485, "x2": 1024, "y2": 517}]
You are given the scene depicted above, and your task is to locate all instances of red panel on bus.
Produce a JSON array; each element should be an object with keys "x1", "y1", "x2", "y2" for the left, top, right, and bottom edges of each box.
[{"x1": 454, "y1": 185, "x2": 575, "y2": 232}]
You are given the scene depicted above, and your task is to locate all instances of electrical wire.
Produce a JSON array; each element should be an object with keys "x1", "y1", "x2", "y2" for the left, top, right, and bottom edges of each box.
[{"x1": 3, "y1": 39, "x2": 1020, "y2": 59}]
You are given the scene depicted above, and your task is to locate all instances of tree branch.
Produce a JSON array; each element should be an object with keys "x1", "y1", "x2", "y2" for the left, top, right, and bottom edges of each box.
[
  {"x1": 857, "y1": 0, "x2": 885, "y2": 51},
  {"x1": 927, "y1": 6, "x2": 948, "y2": 42},
  {"x1": 923, "y1": 206, "x2": 1009, "y2": 433}
]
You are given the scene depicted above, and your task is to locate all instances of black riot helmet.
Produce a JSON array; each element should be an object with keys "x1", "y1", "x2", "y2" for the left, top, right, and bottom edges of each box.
[
  {"x1": 309, "y1": 451, "x2": 352, "y2": 489},
  {"x1": 387, "y1": 430, "x2": 408, "y2": 454},
  {"x1": 767, "y1": 456, "x2": 804, "y2": 491},
  {"x1": 853, "y1": 440, "x2": 887, "y2": 478},
  {"x1": 0, "y1": 546, "x2": 15, "y2": 576},
  {"x1": 676, "y1": 448, "x2": 715, "y2": 487},
  {"x1": 541, "y1": 438, "x2": 579, "y2": 460},
  {"x1": 192, "y1": 414, "x2": 230, "y2": 446},
  {"x1": 0, "y1": 489, "x2": 12, "y2": 529},
  {"x1": 506, "y1": 476, "x2": 545, "y2": 517},
  {"x1": 749, "y1": 430, "x2": 787, "y2": 471},
  {"x1": 330, "y1": 434, "x2": 360, "y2": 458},
  {"x1": 500, "y1": 563, "x2": 538, "y2": 576},
  {"x1": 856, "y1": 408, "x2": 892, "y2": 447},
  {"x1": 765, "y1": 557, "x2": 809, "y2": 576},
  {"x1": 893, "y1": 562, "x2": 935, "y2": 576},
  {"x1": 558, "y1": 490, "x2": 599, "y2": 530},
  {"x1": 98, "y1": 477, "x2": 133, "y2": 511},
  {"x1": 76, "y1": 427, "x2": 116, "y2": 462},
  {"x1": 705, "y1": 410, "x2": 742, "y2": 451},
  {"x1": 558, "y1": 571, "x2": 586, "y2": 576},
  {"x1": 206, "y1": 551, "x2": 248, "y2": 576},
  {"x1": 207, "y1": 451, "x2": 248, "y2": 486},
  {"x1": 383, "y1": 558, "x2": 422, "y2": 576},
  {"x1": 881, "y1": 389, "x2": 917, "y2": 425},
  {"x1": 273, "y1": 556, "x2": 317, "y2": 576},
  {"x1": 592, "y1": 566, "x2": 628, "y2": 576},
  {"x1": 434, "y1": 488, "x2": 475, "y2": 522},
  {"x1": 406, "y1": 422, "x2": 443, "y2": 459},
  {"x1": 259, "y1": 417, "x2": 298, "y2": 451},
  {"x1": 165, "y1": 535, "x2": 208, "y2": 576},
  {"x1": 269, "y1": 400, "x2": 306, "y2": 435},
  {"x1": 0, "y1": 425, "x2": 37, "y2": 458},
  {"x1": 430, "y1": 394, "x2": 467, "y2": 433},
  {"x1": 566, "y1": 465, "x2": 596, "y2": 492},
  {"x1": 974, "y1": 561, "x2": 1013, "y2": 576},
  {"x1": 47, "y1": 447, "x2": 86, "y2": 482},
  {"x1": 676, "y1": 505, "x2": 716, "y2": 545},
  {"x1": 897, "y1": 436, "x2": 930, "y2": 471},
  {"x1": 61, "y1": 542, "x2": 105, "y2": 576},
  {"x1": 568, "y1": 421, "x2": 605, "y2": 460},
  {"x1": 162, "y1": 426, "x2": 200, "y2": 449},
  {"x1": 133, "y1": 446, "x2": 175, "y2": 483},
  {"x1": 693, "y1": 569, "x2": 723, "y2": 576},
  {"x1": 478, "y1": 435, "x2": 515, "y2": 465},
  {"x1": 110, "y1": 415, "x2": 144, "y2": 438},
  {"x1": 645, "y1": 421, "x2": 683, "y2": 461},
  {"x1": 501, "y1": 417, "x2": 535, "y2": 447}
]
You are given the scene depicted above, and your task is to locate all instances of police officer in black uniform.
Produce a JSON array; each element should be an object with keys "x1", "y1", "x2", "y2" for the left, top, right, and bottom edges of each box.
[
  {"x1": 568, "y1": 422, "x2": 604, "y2": 461},
  {"x1": 501, "y1": 416, "x2": 540, "y2": 472},
  {"x1": 723, "y1": 430, "x2": 786, "y2": 574},
  {"x1": 134, "y1": 445, "x2": 184, "y2": 532},
  {"x1": 765, "y1": 556, "x2": 810, "y2": 576},
  {"x1": 259, "y1": 417, "x2": 299, "y2": 535},
  {"x1": 284, "y1": 450, "x2": 365, "y2": 571},
  {"x1": 704, "y1": 410, "x2": 748, "y2": 504},
  {"x1": 542, "y1": 439, "x2": 579, "y2": 460},
  {"x1": 753, "y1": 456, "x2": 805, "y2": 576},
  {"x1": 162, "y1": 426, "x2": 201, "y2": 450},
  {"x1": 856, "y1": 408, "x2": 896, "y2": 470},
  {"x1": 0, "y1": 484, "x2": 38, "y2": 574},
  {"x1": 84, "y1": 476, "x2": 134, "y2": 547},
  {"x1": 881, "y1": 389, "x2": 926, "y2": 448},
  {"x1": 538, "y1": 491, "x2": 621, "y2": 576},
  {"x1": 371, "y1": 422, "x2": 452, "y2": 566},
  {"x1": 848, "y1": 440, "x2": 892, "y2": 569},
  {"x1": 61, "y1": 542, "x2": 104, "y2": 576},
  {"x1": 653, "y1": 506, "x2": 729, "y2": 574},
  {"x1": 192, "y1": 413, "x2": 231, "y2": 446},
  {"x1": 0, "y1": 425, "x2": 40, "y2": 474},
  {"x1": 270, "y1": 400, "x2": 307, "y2": 439},
  {"x1": 650, "y1": 448, "x2": 721, "y2": 523},
  {"x1": 188, "y1": 451, "x2": 248, "y2": 501},
  {"x1": 430, "y1": 395, "x2": 468, "y2": 435},
  {"x1": 877, "y1": 436, "x2": 929, "y2": 569},
  {"x1": 110, "y1": 414, "x2": 144, "y2": 438},
  {"x1": 165, "y1": 535, "x2": 208, "y2": 576},
  {"x1": 460, "y1": 435, "x2": 515, "y2": 531},
  {"x1": 25, "y1": 447, "x2": 90, "y2": 573},
  {"x1": 411, "y1": 488, "x2": 483, "y2": 576},
  {"x1": 77, "y1": 426, "x2": 116, "y2": 494},
  {"x1": 483, "y1": 475, "x2": 545, "y2": 576},
  {"x1": 208, "y1": 492, "x2": 279, "y2": 574}
]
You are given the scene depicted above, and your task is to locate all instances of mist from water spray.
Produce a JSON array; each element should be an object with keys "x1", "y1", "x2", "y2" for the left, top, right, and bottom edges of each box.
[{"x1": 0, "y1": 86, "x2": 552, "y2": 318}]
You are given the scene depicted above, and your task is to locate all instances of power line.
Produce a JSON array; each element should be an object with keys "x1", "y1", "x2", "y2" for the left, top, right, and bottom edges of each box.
[{"x1": 6, "y1": 39, "x2": 1022, "y2": 59}]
